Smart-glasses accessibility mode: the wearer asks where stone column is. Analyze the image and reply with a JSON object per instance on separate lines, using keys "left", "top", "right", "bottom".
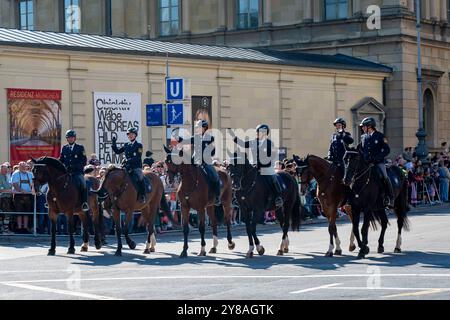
{"left": 430, "top": 0, "right": 439, "bottom": 21}
{"left": 263, "top": 0, "right": 272, "bottom": 26}
{"left": 407, "top": 0, "right": 415, "bottom": 12}
{"left": 303, "top": 0, "right": 312, "bottom": 22}
{"left": 217, "top": 0, "right": 227, "bottom": 31}
{"left": 181, "top": 0, "right": 190, "bottom": 34}
{"left": 441, "top": 0, "right": 448, "bottom": 22}
{"left": 313, "top": 0, "right": 322, "bottom": 22}
{"left": 149, "top": 0, "right": 158, "bottom": 38}
{"left": 226, "top": 0, "right": 236, "bottom": 30}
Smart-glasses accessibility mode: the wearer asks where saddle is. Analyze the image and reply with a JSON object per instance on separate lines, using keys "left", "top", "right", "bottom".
{"left": 199, "top": 164, "right": 222, "bottom": 189}
{"left": 127, "top": 170, "right": 152, "bottom": 194}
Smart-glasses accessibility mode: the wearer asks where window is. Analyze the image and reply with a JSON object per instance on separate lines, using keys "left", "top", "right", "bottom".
{"left": 19, "top": 0, "right": 34, "bottom": 30}
{"left": 325, "top": 0, "right": 348, "bottom": 20}
{"left": 159, "top": 0, "right": 179, "bottom": 36}
{"left": 237, "top": 0, "right": 259, "bottom": 29}
{"left": 105, "top": 0, "right": 112, "bottom": 35}
{"left": 65, "top": 0, "right": 81, "bottom": 33}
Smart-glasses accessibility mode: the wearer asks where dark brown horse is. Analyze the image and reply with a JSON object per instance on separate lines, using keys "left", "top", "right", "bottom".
{"left": 93, "top": 165, "right": 166, "bottom": 256}
{"left": 293, "top": 155, "right": 356, "bottom": 257}
{"left": 163, "top": 145, "right": 235, "bottom": 258}
{"left": 31, "top": 157, "right": 101, "bottom": 255}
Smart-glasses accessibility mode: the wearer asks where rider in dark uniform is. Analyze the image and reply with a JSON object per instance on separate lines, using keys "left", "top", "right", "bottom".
{"left": 358, "top": 117, "right": 394, "bottom": 207}
{"left": 178, "top": 120, "right": 221, "bottom": 206}
{"left": 59, "top": 130, "right": 89, "bottom": 211}
{"left": 231, "top": 124, "right": 283, "bottom": 208}
{"left": 328, "top": 117, "right": 354, "bottom": 173}
{"left": 112, "top": 127, "right": 146, "bottom": 203}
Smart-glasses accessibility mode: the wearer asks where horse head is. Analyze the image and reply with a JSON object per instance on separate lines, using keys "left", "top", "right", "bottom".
{"left": 30, "top": 157, "right": 51, "bottom": 191}
{"left": 342, "top": 146, "right": 361, "bottom": 186}
{"left": 226, "top": 149, "right": 251, "bottom": 191}
{"left": 293, "top": 155, "right": 313, "bottom": 195}
{"left": 163, "top": 144, "right": 182, "bottom": 185}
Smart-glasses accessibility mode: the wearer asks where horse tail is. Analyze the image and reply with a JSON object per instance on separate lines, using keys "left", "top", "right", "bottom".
{"left": 394, "top": 176, "right": 410, "bottom": 232}
{"left": 291, "top": 189, "right": 301, "bottom": 231}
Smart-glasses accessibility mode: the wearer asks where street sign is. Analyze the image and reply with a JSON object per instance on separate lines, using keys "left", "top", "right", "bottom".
{"left": 166, "top": 78, "right": 184, "bottom": 101}
{"left": 146, "top": 104, "right": 163, "bottom": 126}
{"left": 167, "top": 103, "right": 184, "bottom": 125}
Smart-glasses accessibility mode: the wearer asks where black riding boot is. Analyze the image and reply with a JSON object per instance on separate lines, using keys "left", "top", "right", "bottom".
{"left": 272, "top": 176, "right": 283, "bottom": 208}
{"left": 80, "top": 177, "right": 89, "bottom": 212}
{"left": 214, "top": 181, "right": 221, "bottom": 206}
{"left": 384, "top": 177, "right": 394, "bottom": 208}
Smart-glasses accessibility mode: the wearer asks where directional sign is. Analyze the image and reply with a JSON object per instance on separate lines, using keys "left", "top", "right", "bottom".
{"left": 146, "top": 104, "right": 163, "bottom": 126}
{"left": 167, "top": 103, "right": 184, "bottom": 125}
{"left": 166, "top": 78, "right": 184, "bottom": 101}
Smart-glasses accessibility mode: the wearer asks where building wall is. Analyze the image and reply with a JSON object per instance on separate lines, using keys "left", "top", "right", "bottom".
{"left": 0, "top": 46, "right": 388, "bottom": 163}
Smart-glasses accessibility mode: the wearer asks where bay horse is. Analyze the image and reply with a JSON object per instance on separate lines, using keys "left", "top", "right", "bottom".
{"left": 293, "top": 154, "right": 356, "bottom": 257}
{"left": 93, "top": 165, "right": 166, "bottom": 256}
{"left": 227, "top": 155, "right": 301, "bottom": 258}
{"left": 343, "top": 146, "right": 410, "bottom": 259}
{"left": 163, "top": 145, "right": 235, "bottom": 258}
{"left": 31, "top": 157, "right": 101, "bottom": 255}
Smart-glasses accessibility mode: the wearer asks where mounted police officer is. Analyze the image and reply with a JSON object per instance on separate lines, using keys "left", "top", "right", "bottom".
{"left": 177, "top": 120, "right": 221, "bottom": 206}
{"left": 328, "top": 118, "right": 354, "bottom": 173}
{"left": 231, "top": 124, "right": 283, "bottom": 208}
{"left": 59, "top": 130, "right": 89, "bottom": 211}
{"left": 358, "top": 117, "right": 394, "bottom": 207}
{"left": 112, "top": 127, "right": 146, "bottom": 203}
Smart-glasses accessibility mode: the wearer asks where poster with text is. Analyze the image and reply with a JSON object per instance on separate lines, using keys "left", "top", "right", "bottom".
{"left": 94, "top": 92, "right": 141, "bottom": 165}
{"left": 8, "top": 88, "right": 62, "bottom": 165}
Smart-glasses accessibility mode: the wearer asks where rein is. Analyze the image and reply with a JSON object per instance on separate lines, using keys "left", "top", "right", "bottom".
{"left": 348, "top": 158, "right": 374, "bottom": 196}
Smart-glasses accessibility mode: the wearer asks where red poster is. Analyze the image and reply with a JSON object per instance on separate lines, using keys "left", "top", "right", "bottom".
{"left": 8, "top": 89, "right": 62, "bottom": 165}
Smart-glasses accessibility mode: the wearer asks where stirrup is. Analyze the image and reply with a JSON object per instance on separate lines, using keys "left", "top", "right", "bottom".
{"left": 275, "top": 196, "right": 283, "bottom": 208}
{"left": 82, "top": 202, "right": 90, "bottom": 212}
{"left": 214, "top": 197, "right": 221, "bottom": 206}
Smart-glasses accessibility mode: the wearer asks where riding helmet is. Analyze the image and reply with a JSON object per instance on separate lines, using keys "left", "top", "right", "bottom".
{"left": 359, "top": 117, "right": 377, "bottom": 128}
{"left": 199, "top": 119, "right": 209, "bottom": 129}
{"left": 333, "top": 117, "right": 347, "bottom": 128}
{"left": 65, "top": 130, "right": 76, "bottom": 138}
{"left": 256, "top": 124, "right": 270, "bottom": 134}
{"left": 127, "top": 127, "right": 138, "bottom": 136}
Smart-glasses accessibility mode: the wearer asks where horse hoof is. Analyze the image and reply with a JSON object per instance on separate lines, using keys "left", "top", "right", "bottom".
{"left": 67, "top": 248, "right": 75, "bottom": 255}
{"left": 143, "top": 249, "right": 150, "bottom": 254}
{"left": 277, "top": 250, "right": 284, "bottom": 256}
{"left": 150, "top": 247, "right": 155, "bottom": 253}
{"left": 114, "top": 251, "right": 122, "bottom": 257}
{"left": 80, "top": 246, "right": 88, "bottom": 252}
{"left": 349, "top": 244, "right": 356, "bottom": 252}
{"left": 334, "top": 249, "right": 342, "bottom": 256}
{"left": 325, "top": 251, "right": 333, "bottom": 258}
{"left": 228, "top": 242, "right": 235, "bottom": 250}
{"left": 257, "top": 246, "right": 265, "bottom": 256}
{"left": 357, "top": 253, "right": 366, "bottom": 259}
{"left": 95, "top": 244, "right": 102, "bottom": 250}
{"left": 283, "top": 247, "right": 289, "bottom": 253}
{"left": 180, "top": 251, "right": 188, "bottom": 258}
{"left": 48, "top": 249, "right": 56, "bottom": 256}
{"left": 378, "top": 246, "right": 385, "bottom": 254}
{"left": 197, "top": 251, "right": 206, "bottom": 257}
{"left": 209, "top": 248, "right": 217, "bottom": 254}
{"left": 101, "top": 240, "right": 108, "bottom": 246}
{"left": 246, "top": 252, "right": 254, "bottom": 258}
{"left": 128, "top": 241, "right": 136, "bottom": 250}
{"left": 363, "top": 246, "right": 370, "bottom": 255}
{"left": 394, "top": 248, "right": 402, "bottom": 253}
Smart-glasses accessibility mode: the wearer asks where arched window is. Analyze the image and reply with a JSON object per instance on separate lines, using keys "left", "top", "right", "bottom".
{"left": 423, "top": 89, "right": 435, "bottom": 147}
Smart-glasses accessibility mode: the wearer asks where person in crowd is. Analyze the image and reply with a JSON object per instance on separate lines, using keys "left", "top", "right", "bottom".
{"left": 143, "top": 151, "right": 155, "bottom": 167}
{"left": 0, "top": 164, "right": 14, "bottom": 234}
{"left": 438, "top": 161, "right": 450, "bottom": 203}
{"left": 89, "top": 153, "right": 101, "bottom": 167}
{"left": 11, "top": 161, "right": 35, "bottom": 234}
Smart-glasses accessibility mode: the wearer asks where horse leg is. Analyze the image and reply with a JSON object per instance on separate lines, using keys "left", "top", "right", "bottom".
{"left": 324, "top": 206, "right": 336, "bottom": 257}
{"left": 244, "top": 211, "right": 255, "bottom": 258}
{"left": 67, "top": 214, "right": 76, "bottom": 254}
{"left": 93, "top": 207, "right": 103, "bottom": 250}
{"left": 123, "top": 212, "right": 136, "bottom": 250}
{"left": 377, "top": 210, "right": 388, "bottom": 254}
{"left": 144, "top": 204, "right": 157, "bottom": 254}
{"left": 112, "top": 209, "right": 122, "bottom": 256}
{"left": 180, "top": 206, "right": 190, "bottom": 258}
{"left": 253, "top": 211, "right": 264, "bottom": 256}
{"left": 351, "top": 208, "right": 364, "bottom": 256}
{"left": 48, "top": 211, "right": 57, "bottom": 256}
{"left": 358, "top": 211, "right": 371, "bottom": 259}
{"left": 197, "top": 208, "right": 207, "bottom": 257}
{"left": 207, "top": 206, "right": 218, "bottom": 254}
{"left": 395, "top": 216, "right": 404, "bottom": 253}
{"left": 79, "top": 212, "right": 89, "bottom": 252}
{"left": 222, "top": 202, "right": 235, "bottom": 250}
{"left": 277, "top": 208, "right": 289, "bottom": 256}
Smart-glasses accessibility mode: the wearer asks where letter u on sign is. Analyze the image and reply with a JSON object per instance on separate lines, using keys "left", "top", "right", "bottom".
{"left": 166, "top": 78, "right": 184, "bottom": 101}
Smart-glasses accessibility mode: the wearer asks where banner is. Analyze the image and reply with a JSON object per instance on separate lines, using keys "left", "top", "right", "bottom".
{"left": 8, "top": 88, "right": 62, "bottom": 165}
{"left": 94, "top": 92, "right": 141, "bottom": 165}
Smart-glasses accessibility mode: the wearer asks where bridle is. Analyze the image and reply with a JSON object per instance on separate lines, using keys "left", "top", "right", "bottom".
{"left": 344, "top": 150, "right": 373, "bottom": 191}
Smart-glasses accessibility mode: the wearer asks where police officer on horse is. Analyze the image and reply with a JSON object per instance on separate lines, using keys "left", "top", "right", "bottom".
{"left": 177, "top": 119, "right": 221, "bottom": 206}
{"left": 59, "top": 130, "right": 89, "bottom": 211}
{"left": 112, "top": 127, "right": 146, "bottom": 203}
{"left": 328, "top": 117, "right": 354, "bottom": 171}
{"left": 358, "top": 117, "right": 394, "bottom": 207}
{"left": 231, "top": 124, "right": 283, "bottom": 208}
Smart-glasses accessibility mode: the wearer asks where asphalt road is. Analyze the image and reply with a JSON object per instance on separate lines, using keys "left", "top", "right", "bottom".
{"left": 1, "top": 205, "right": 450, "bottom": 300}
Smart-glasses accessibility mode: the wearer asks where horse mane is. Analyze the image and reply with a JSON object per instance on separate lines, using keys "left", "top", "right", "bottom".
{"left": 36, "top": 156, "right": 67, "bottom": 173}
